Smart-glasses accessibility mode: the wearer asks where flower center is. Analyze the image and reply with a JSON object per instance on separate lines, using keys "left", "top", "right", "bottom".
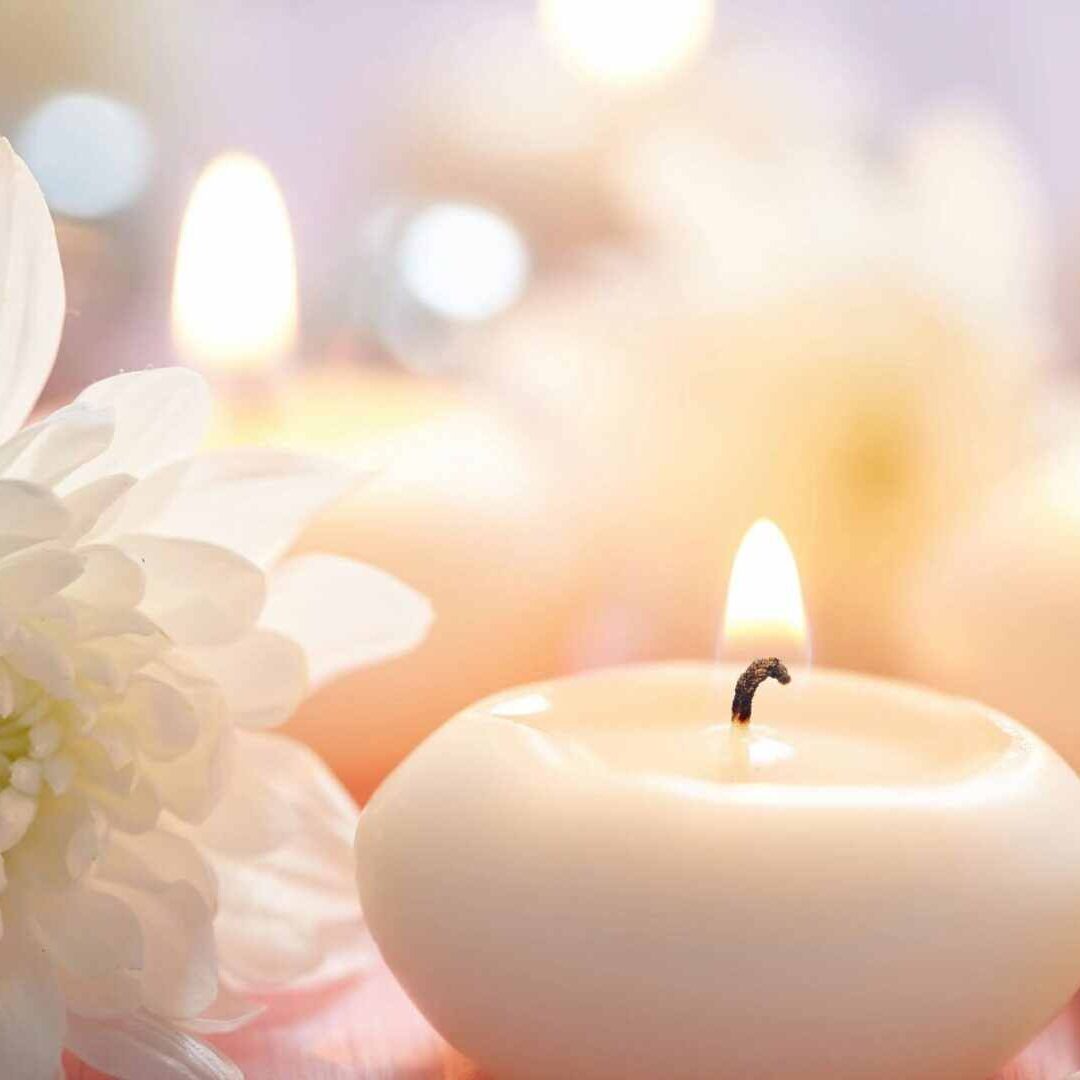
{"left": 0, "top": 664, "right": 76, "bottom": 869}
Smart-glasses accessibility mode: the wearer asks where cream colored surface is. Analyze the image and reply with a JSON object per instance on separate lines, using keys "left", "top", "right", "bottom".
{"left": 357, "top": 662, "right": 1080, "bottom": 1080}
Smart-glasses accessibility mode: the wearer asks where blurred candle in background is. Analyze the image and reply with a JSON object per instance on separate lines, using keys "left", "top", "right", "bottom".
{"left": 903, "top": 437, "right": 1080, "bottom": 772}
{"left": 173, "top": 151, "right": 299, "bottom": 379}
{"left": 171, "top": 151, "right": 596, "bottom": 800}
{"left": 540, "top": 0, "right": 715, "bottom": 87}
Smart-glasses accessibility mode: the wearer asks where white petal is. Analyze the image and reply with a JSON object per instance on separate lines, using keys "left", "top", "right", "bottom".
{"left": 119, "top": 675, "right": 200, "bottom": 760}
{"left": 64, "top": 368, "right": 211, "bottom": 488}
{"left": 11, "top": 758, "right": 42, "bottom": 795}
{"left": 118, "top": 535, "right": 265, "bottom": 647}
{"left": 107, "top": 879, "right": 218, "bottom": 1019}
{"left": 85, "top": 775, "right": 161, "bottom": 834}
{"left": 63, "top": 544, "right": 145, "bottom": 608}
{"left": 4, "top": 622, "right": 75, "bottom": 697}
{"left": 261, "top": 554, "right": 433, "bottom": 691}
{"left": 202, "top": 732, "right": 366, "bottom": 989}
{"left": 14, "top": 791, "right": 100, "bottom": 887}
{"left": 142, "top": 707, "right": 232, "bottom": 825}
{"left": 0, "top": 477, "right": 71, "bottom": 555}
{"left": 82, "top": 458, "right": 189, "bottom": 543}
{"left": 189, "top": 629, "right": 307, "bottom": 730}
{"left": 179, "top": 989, "right": 264, "bottom": 1035}
{"left": 58, "top": 967, "right": 141, "bottom": 1019}
{"left": 0, "top": 403, "right": 113, "bottom": 486}
{"left": 0, "top": 139, "right": 65, "bottom": 443}
{"left": 126, "top": 448, "right": 365, "bottom": 567}
{"left": 63, "top": 473, "right": 136, "bottom": 542}
{"left": 0, "top": 785, "right": 37, "bottom": 851}
{"left": 65, "top": 1013, "right": 241, "bottom": 1080}
{"left": 42, "top": 753, "right": 74, "bottom": 795}
{"left": 0, "top": 913, "right": 65, "bottom": 1079}
{"left": 0, "top": 667, "right": 12, "bottom": 715}
{"left": 213, "top": 903, "right": 323, "bottom": 988}
{"left": 100, "top": 829, "right": 217, "bottom": 912}
{"left": 31, "top": 885, "right": 142, "bottom": 978}
{"left": 0, "top": 545, "right": 83, "bottom": 610}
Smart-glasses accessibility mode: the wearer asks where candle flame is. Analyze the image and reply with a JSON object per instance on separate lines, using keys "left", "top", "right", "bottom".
{"left": 722, "top": 519, "right": 810, "bottom": 664}
{"left": 172, "top": 151, "right": 298, "bottom": 376}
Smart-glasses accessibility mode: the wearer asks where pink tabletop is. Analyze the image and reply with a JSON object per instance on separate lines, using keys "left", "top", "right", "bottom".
{"left": 65, "top": 954, "right": 1080, "bottom": 1079}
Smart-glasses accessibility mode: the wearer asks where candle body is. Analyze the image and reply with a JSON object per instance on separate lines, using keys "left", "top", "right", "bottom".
{"left": 356, "top": 663, "right": 1080, "bottom": 1080}
{"left": 209, "top": 366, "right": 596, "bottom": 799}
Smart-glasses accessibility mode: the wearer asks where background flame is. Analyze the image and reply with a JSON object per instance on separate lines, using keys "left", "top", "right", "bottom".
{"left": 172, "top": 151, "right": 298, "bottom": 376}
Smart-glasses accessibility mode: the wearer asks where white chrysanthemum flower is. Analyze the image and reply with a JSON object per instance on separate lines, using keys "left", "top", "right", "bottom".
{"left": 0, "top": 139, "right": 433, "bottom": 1079}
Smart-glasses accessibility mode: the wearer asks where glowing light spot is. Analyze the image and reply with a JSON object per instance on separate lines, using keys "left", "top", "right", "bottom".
{"left": 492, "top": 693, "right": 553, "bottom": 719}
{"left": 398, "top": 203, "right": 530, "bottom": 323}
{"left": 722, "top": 519, "right": 809, "bottom": 664}
{"left": 540, "top": 0, "right": 714, "bottom": 86}
{"left": 17, "top": 93, "right": 152, "bottom": 219}
{"left": 172, "top": 152, "right": 298, "bottom": 375}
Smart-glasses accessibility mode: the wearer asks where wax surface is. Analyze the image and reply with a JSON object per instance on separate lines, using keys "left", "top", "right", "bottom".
{"left": 356, "top": 663, "right": 1080, "bottom": 1080}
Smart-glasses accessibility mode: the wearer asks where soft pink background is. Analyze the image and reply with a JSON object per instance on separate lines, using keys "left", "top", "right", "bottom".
{"left": 66, "top": 955, "right": 1080, "bottom": 1079}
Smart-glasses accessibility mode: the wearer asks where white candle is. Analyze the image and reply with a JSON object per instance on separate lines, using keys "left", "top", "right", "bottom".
{"left": 355, "top": 523, "right": 1080, "bottom": 1080}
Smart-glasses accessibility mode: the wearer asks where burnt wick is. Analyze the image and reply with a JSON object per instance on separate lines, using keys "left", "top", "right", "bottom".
{"left": 731, "top": 658, "right": 791, "bottom": 724}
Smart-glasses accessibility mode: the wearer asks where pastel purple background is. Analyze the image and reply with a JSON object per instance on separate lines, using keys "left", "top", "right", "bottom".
{"left": 1, "top": 1, "right": 1079, "bottom": 390}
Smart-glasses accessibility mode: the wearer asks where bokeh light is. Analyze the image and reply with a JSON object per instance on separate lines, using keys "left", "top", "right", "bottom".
{"left": 539, "top": 0, "right": 714, "bottom": 86}
{"left": 17, "top": 92, "right": 153, "bottom": 219}
{"left": 172, "top": 151, "right": 298, "bottom": 375}
{"left": 397, "top": 202, "right": 530, "bottom": 323}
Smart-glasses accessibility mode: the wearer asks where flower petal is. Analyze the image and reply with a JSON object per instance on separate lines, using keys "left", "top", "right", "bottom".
{"left": 117, "top": 535, "right": 265, "bottom": 647}
{"left": 100, "top": 829, "right": 217, "bottom": 912}
{"left": 0, "top": 478, "right": 71, "bottom": 555}
{"left": 83, "top": 774, "right": 161, "bottom": 834}
{"left": 103, "top": 879, "right": 218, "bottom": 1019}
{"left": 63, "top": 544, "right": 145, "bottom": 608}
{"left": 188, "top": 629, "right": 307, "bottom": 730}
{"left": 3, "top": 622, "right": 75, "bottom": 698}
{"left": 201, "top": 732, "right": 367, "bottom": 989}
{"left": 141, "top": 699, "right": 232, "bottom": 825}
{"left": 261, "top": 554, "right": 433, "bottom": 691}
{"left": 58, "top": 967, "right": 142, "bottom": 1020}
{"left": 31, "top": 885, "right": 142, "bottom": 978}
{"left": 118, "top": 675, "right": 200, "bottom": 761}
{"left": 126, "top": 449, "right": 365, "bottom": 568}
{"left": 63, "top": 473, "right": 137, "bottom": 542}
{"left": 0, "top": 403, "right": 114, "bottom": 487}
{"left": 65, "top": 1012, "right": 241, "bottom": 1080}
{"left": 0, "top": 545, "right": 83, "bottom": 611}
{"left": 0, "top": 911, "right": 64, "bottom": 1078}
{"left": 0, "top": 139, "right": 65, "bottom": 443}
{"left": 64, "top": 368, "right": 211, "bottom": 488}
{"left": 179, "top": 989, "right": 264, "bottom": 1035}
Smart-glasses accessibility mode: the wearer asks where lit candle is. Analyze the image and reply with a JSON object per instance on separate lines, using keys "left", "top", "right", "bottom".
{"left": 355, "top": 520, "right": 1080, "bottom": 1080}
{"left": 171, "top": 153, "right": 595, "bottom": 800}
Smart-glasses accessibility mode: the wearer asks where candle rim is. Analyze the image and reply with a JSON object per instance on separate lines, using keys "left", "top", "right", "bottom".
{"left": 449, "top": 660, "right": 1051, "bottom": 808}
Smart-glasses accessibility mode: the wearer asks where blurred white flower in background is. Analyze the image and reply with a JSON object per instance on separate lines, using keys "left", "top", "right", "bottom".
{"left": 0, "top": 140, "right": 432, "bottom": 1079}
{"left": 473, "top": 49, "right": 1054, "bottom": 674}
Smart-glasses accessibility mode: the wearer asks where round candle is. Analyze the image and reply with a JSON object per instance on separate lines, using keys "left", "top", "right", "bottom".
{"left": 356, "top": 662, "right": 1080, "bottom": 1080}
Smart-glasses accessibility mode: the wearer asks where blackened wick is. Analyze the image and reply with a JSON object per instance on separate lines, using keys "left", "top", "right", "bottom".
{"left": 731, "top": 658, "right": 791, "bottom": 724}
